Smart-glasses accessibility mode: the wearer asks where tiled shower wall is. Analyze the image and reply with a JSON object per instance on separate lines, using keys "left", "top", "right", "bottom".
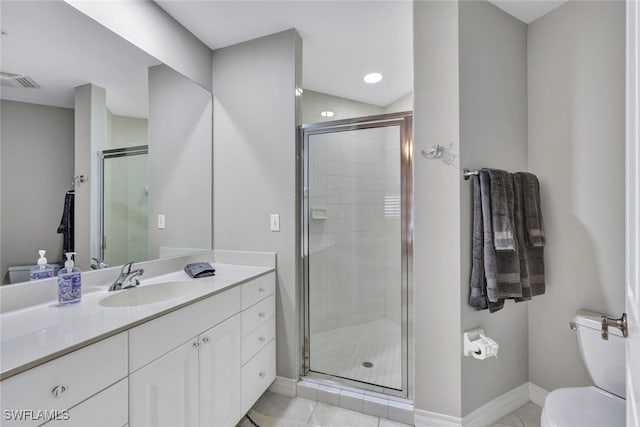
{"left": 308, "top": 126, "right": 401, "bottom": 333}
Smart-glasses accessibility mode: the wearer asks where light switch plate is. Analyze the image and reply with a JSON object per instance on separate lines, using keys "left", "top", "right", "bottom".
{"left": 270, "top": 214, "right": 280, "bottom": 232}
{"left": 157, "top": 214, "right": 166, "bottom": 229}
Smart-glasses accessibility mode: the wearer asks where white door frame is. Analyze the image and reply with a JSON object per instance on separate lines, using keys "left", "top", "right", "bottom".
{"left": 626, "top": 1, "right": 639, "bottom": 426}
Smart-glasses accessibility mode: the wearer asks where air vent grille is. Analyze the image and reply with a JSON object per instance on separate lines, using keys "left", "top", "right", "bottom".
{"left": 0, "top": 71, "right": 40, "bottom": 89}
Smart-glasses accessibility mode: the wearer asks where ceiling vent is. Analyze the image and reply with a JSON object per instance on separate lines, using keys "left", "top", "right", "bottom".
{"left": 1, "top": 71, "right": 41, "bottom": 89}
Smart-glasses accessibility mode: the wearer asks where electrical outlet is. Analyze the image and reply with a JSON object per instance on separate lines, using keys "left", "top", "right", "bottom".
{"left": 270, "top": 214, "right": 280, "bottom": 232}
{"left": 157, "top": 214, "right": 166, "bottom": 229}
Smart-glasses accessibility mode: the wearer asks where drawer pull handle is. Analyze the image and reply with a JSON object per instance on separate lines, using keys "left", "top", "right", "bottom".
{"left": 258, "top": 287, "right": 265, "bottom": 292}
{"left": 259, "top": 371, "right": 266, "bottom": 378}
{"left": 51, "top": 384, "right": 68, "bottom": 398}
{"left": 193, "top": 341, "right": 200, "bottom": 349}
{"left": 259, "top": 336, "right": 266, "bottom": 342}
{"left": 202, "top": 337, "right": 210, "bottom": 344}
{"left": 259, "top": 312, "right": 266, "bottom": 318}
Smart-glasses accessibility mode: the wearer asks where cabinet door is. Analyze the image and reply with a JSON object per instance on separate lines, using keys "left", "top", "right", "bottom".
{"left": 130, "top": 339, "right": 199, "bottom": 427}
{"left": 198, "top": 314, "right": 241, "bottom": 427}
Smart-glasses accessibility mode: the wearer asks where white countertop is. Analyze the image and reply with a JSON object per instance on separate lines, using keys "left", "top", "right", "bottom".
{"left": 0, "top": 263, "right": 274, "bottom": 380}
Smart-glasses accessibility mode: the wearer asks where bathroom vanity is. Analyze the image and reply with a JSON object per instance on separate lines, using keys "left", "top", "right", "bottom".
{"left": 0, "top": 252, "right": 276, "bottom": 427}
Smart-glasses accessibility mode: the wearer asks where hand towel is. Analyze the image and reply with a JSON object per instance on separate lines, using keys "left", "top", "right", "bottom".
{"left": 470, "top": 175, "right": 488, "bottom": 310}
{"left": 487, "top": 168, "right": 517, "bottom": 251}
{"left": 480, "top": 170, "right": 518, "bottom": 309}
{"left": 515, "top": 172, "right": 545, "bottom": 247}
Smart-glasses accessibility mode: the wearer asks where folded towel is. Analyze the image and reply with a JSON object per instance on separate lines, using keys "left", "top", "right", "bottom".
{"left": 184, "top": 262, "right": 216, "bottom": 278}
{"left": 487, "top": 169, "right": 516, "bottom": 251}
{"left": 516, "top": 172, "right": 545, "bottom": 247}
{"left": 470, "top": 175, "right": 488, "bottom": 310}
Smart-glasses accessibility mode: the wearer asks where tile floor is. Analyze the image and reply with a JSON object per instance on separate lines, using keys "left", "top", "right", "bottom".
{"left": 488, "top": 402, "right": 542, "bottom": 427}
{"left": 310, "top": 319, "right": 402, "bottom": 389}
{"left": 237, "top": 391, "right": 542, "bottom": 427}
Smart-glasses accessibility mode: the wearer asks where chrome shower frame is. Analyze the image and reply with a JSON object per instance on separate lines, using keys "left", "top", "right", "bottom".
{"left": 299, "top": 111, "right": 414, "bottom": 399}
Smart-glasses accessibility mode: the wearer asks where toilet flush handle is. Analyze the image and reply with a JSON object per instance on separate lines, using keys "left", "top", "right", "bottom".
{"left": 601, "top": 313, "right": 628, "bottom": 340}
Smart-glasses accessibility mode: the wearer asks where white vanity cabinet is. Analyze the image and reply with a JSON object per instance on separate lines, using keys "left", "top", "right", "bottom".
{"left": 0, "top": 332, "right": 128, "bottom": 427}
{"left": 240, "top": 273, "right": 276, "bottom": 414}
{"left": 1, "top": 269, "right": 276, "bottom": 427}
{"left": 129, "top": 271, "right": 275, "bottom": 427}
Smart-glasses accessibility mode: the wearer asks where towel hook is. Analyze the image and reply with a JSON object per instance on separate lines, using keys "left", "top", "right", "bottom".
{"left": 72, "top": 175, "right": 87, "bottom": 188}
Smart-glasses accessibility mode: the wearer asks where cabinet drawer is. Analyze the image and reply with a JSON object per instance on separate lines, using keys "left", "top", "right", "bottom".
{"left": 129, "top": 286, "right": 240, "bottom": 372}
{"left": 241, "top": 294, "right": 275, "bottom": 337}
{"left": 241, "top": 317, "right": 275, "bottom": 365}
{"left": 1, "top": 333, "right": 127, "bottom": 427}
{"left": 241, "top": 340, "right": 275, "bottom": 414}
{"left": 241, "top": 272, "right": 275, "bottom": 310}
{"left": 42, "top": 378, "right": 128, "bottom": 427}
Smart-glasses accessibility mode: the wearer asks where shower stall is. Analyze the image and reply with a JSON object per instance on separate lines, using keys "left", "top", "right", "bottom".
{"left": 301, "top": 112, "right": 413, "bottom": 397}
{"left": 100, "top": 145, "right": 149, "bottom": 267}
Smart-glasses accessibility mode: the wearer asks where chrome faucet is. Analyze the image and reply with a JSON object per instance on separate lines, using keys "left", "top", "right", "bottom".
{"left": 108, "top": 261, "right": 144, "bottom": 291}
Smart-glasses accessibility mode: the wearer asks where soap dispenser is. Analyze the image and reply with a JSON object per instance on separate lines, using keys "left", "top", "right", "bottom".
{"left": 58, "top": 252, "right": 81, "bottom": 305}
{"left": 30, "top": 250, "right": 54, "bottom": 281}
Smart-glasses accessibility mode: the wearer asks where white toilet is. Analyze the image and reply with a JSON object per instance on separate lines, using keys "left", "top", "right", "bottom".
{"left": 541, "top": 310, "right": 626, "bottom": 427}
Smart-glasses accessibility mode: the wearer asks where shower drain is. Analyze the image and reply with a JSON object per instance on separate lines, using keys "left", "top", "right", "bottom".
{"left": 362, "top": 361, "right": 374, "bottom": 368}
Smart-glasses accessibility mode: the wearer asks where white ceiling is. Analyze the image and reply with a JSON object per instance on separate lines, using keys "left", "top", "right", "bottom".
{"left": 0, "top": 1, "right": 159, "bottom": 118}
{"left": 487, "top": 0, "right": 567, "bottom": 24}
{"left": 0, "top": 1, "right": 568, "bottom": 116}
{"left": 155, "top": 0, "right": 414, "bottom": 107}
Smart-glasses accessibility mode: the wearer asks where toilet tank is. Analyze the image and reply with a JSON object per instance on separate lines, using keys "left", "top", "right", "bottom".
{"left": 574, "top": 310, "right": 626, "bottom": 398}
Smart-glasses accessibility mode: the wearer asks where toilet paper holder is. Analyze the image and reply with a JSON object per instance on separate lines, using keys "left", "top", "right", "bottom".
{"left": 463, "top": 328, "right": 499, "bottom": 359}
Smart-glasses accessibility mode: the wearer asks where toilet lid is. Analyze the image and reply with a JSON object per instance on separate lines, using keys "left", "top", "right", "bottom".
{"left": 543, "top": 386, "right": 625, "bottom": 427}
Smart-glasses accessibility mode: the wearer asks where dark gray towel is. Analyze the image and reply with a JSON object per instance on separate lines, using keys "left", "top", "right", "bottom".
{"left": 57, "top": 191, "right": 74, "bottom": 253}
{"left": 470, "top": 175, "right": 488, "bottom": 310}
{"left": 487, "top": 169, "right": 516, "bottom": 251}
{"left": 184, "top": 262, "right": 216, "bottom": 278}
{"left": 512, "top": 174, "right": 532, "bottom": 301}
{"left": 516, "top": 172, "right": 545, "bottom": 247}
{"left": 481, "top": 170, "right": 522, "bottom": 301}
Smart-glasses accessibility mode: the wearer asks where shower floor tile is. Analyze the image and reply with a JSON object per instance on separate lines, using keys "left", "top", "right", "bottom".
{"left": 310, "top": 318, "right": 402, "bottom": 390}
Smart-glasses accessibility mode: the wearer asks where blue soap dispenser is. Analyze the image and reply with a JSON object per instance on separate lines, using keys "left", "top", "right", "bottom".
{"left": 58, "top": 252, "right": 81, "bottom": 305}
{"left": 30, "top": 250, "right": 54, "bottom": 280}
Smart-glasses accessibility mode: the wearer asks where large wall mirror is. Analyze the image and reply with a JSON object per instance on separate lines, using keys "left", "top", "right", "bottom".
{"left": 0, "top": 1, "right": 213, "bottom": 284}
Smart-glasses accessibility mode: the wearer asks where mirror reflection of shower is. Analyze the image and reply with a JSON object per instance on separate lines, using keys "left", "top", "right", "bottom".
{"left": 100, "top": 114, "right": 149, "bottom": 267}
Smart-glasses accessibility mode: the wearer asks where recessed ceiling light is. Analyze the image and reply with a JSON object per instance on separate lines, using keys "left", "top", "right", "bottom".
{"left": 320, "top": 111, "right": 335, "bottom": 118}
{"left": 364, "top": 72, "right": 383, "bottom": 84}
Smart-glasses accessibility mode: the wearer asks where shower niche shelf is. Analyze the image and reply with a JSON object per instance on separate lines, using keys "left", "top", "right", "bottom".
{"left": 311, "top": 207, "right": 328, "bottom": 220}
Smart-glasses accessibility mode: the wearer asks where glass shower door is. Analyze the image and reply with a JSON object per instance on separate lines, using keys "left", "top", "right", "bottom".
{"left": 303, "top": 113, "right": 412, "bottom": 394}
{"left": 101, "top": 146, "right": 149, "bottom": 267}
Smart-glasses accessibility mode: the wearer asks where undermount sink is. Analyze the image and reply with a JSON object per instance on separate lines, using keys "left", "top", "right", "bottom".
{"left": 98, "top": 281, "right": 200, "bottom": 307}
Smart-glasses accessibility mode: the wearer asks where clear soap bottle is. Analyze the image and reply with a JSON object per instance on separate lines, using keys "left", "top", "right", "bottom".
{"left": 30, "top": 250, "right": 54, "bottom": 281}
{"left": 58, "top": 252, "right": 81, "bottom": 304}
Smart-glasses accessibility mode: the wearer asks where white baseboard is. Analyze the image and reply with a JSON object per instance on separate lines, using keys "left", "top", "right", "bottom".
{"left": 415, "top": 409, "right": 462, "bottom": 427}
{"left": 415, "top": 382, "right": 540, "bottom": 427}
{"left": 529, "top": 383, "right": 549, "bottom": 407}
{"left": 268, "top": 376, "right": 297, "bottom": 397}
{"left": 462, "top": 383, "right": 530, "bottom": 427}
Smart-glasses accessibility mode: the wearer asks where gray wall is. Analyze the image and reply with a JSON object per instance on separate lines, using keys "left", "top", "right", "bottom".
{"left": 212, "top": 29, "right": 302, "bottom": 380}
{"left": 147, "top": 64, "right": 212, "bottom": 259}
{"left": 64, "top": 0, "right": 212, "bottom": 92}
{"left": 0, "top": 101, "right": 74, "bottom": 283}
{"left": 459, "top": 1, "right": 529, "bottom": 415}
{"left": 413, "top": 0, "right": 462, "bottom": 416}
{"left": 527, "top": 0, "right": 625, "bottom": 392}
